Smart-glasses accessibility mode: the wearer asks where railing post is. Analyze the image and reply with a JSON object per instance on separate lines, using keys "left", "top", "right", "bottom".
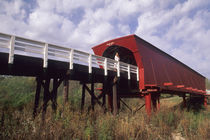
{"left": 43, "top": 43, "right": 48, "bottom": 68}
{"left": 88, "top": 54, "right": 92, "bottom": 74}
{"left": 104, "top": 58, "right": 107, "bottom": 76}
{"left": 117, "top": 61, "right": 120, "bottom": 77}
{"left": 69, "top": 49, "right": 74, "bottom": 70}
{"left": 128, "top": 64, "right": 131, "bottom": 80}
{"left": 137, "top": 67, "right": 139, "bottom": 81}
{"left": 8, "top": 35, "right": 15, "bottom": 64}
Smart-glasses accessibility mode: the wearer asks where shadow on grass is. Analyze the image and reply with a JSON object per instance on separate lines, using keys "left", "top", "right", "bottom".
{"left": 178, "top": 97, "right": 206, "bottom": 113}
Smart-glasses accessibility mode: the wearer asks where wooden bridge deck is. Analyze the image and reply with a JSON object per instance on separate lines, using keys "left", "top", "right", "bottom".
{"left": 0, "top": 32, "right": 138, "bottom": 83}
{"left": 0, "top": 52, "right": 138, "bottom": 85}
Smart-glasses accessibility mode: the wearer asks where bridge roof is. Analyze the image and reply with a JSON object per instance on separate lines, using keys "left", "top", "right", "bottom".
{"left": 92, "top": 34, "right": 205, "bottom": 78}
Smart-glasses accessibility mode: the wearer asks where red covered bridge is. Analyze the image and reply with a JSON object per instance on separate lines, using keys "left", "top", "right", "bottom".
{"left": 92, "top": 34, "right": 207, "bottom": 115}
{"left": 0, "top": 32, "right": 207, "bottom": 117}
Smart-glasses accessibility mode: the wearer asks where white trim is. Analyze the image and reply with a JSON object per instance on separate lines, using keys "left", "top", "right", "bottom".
{"left": 136, "top": 67, "right": 139, "bottom": 81}
{"left": 69, "top": 49, "right": 74, "bottom": 69}
{"left": 8, "top": 36, "right": 15, "bottom": 64}
{"left": 43, "top": 43, "right": 48, "bottom": 68}
{"left": 117, "top": 61, "right": 120, "bottom": 77}
{"left": 128, "top": 64, "right": 131, "bottom": 80}
{"left": 88, "top": 54, "right": 92, "bottom": 74}
{"left": 104, "top": 58, "right": 107, "bottom": 76}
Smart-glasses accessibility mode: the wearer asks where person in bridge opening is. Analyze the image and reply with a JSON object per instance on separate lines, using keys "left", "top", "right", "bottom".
{"left": 114, "top": 52, "right": 120, "bottom": 71}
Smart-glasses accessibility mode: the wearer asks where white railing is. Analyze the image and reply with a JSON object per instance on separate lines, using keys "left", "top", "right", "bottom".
{"left": 0, "top": 32, "right": 139, "bottom": 81}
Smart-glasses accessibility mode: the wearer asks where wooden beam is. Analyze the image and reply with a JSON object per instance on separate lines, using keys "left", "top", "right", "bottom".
{"left": 120, "top": 98, "right": 132, "bottom": 112}
{"left": 42, "top": 78, "right": 50, "bottom": 120}
{"left": 81, "top": 83, "right": 85, "bottom": 111}
{"left": 133, "top": 104, "right": 145, "bottom": 114}
{"left": 84, "top": 84, "right": 102, "bottom": 106}
{"left": 51, "top": 78, "right": 58, "bottom": 111}
{"left": 33, "top": 76, "right": 42, "bottom": 118}
{"left": 91, "top": 82, "right": 95, "bottom": 110}
{"left": 63, "top": 79, "right": 69, "bottom": 104}
{"left": 113, "top": 76, "right": 118, "bottom": 115}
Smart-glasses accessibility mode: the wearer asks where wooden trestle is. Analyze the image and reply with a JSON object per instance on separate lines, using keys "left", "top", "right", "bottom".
{"left": 33, "top": 72, "right": 207, "bottom": 119}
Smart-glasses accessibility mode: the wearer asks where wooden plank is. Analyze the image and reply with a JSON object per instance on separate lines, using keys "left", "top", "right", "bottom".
{"left": 81, "top": 83, "right": 85, "bottom": 111}
{"left": 113, "top": 76, "right": 118, "bottom": 115}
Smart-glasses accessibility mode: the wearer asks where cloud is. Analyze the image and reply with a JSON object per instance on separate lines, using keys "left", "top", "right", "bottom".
{"left": 135, "top": 0, "right": 210, "bottom": 78}
{"left": 0, "top": 0, "right": 209, "bottom": 78}
{"left": 0, "top": 0, "right": 27, "bottom": 34}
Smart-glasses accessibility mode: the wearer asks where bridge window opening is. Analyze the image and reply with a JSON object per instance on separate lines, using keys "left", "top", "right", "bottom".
{"left": 102, "top": 45, "right": 137, "bottom": 66}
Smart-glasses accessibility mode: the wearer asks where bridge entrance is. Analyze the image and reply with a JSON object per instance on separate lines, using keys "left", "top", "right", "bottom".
{"left": 102, "top": 45, "right": 137, "bottom": 66}
{"left": 103, "top": 45, "right": 139, "bottom": 92}
{"left": 101, "top": 45, "right": 142, "bottom": 114}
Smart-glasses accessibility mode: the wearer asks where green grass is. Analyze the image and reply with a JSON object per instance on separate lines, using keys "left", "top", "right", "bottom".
{"left": 0, "top": 76, "right": 35, "bottom": 109}
{"left": 0, "top": 76, "right": 209, "bottom": 139}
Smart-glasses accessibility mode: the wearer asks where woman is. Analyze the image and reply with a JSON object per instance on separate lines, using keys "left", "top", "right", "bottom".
{"left": 114, "top": 52, "right": 120, "bottom": 71}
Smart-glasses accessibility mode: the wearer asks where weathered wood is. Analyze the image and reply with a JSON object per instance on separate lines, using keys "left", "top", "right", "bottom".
{"left": 42, "top": 78, "right": 50, "bottom": 120}
{"left": 151, "top": 94, "right": 157, "bottom": 112}
{"left": 133, "top": 104, "right": 145, "bottom": 114}
{"left": 63, "top": 79, "right": 69, "bottom": 104}
{"left": 120, "top": 98, "right": 132, "bottom": 112}
{"left": 117, "top": 95, "right": 120, "bottom": 109}
{"left": 81, "top": 83, "right": 85, "bottom": 111}
{"left": 113, "top": 76, "right": 118, "bottom": 115}
{"left": 91, "top": 82, "right": 95, "bottom": 111}
{"left": 33, "top": 77, "right": 42, "bottom": 118}
{"left": 84, "top": 84, "right": 102, "bottom": 106}
{"left": 183, "top": 94, "right": 186, "bottom": 108}
{"left": 51, "top": 78, "right": 58, "bottom": 111}
{"left": 102, "top": 90, "right": 106, "bottom": 107}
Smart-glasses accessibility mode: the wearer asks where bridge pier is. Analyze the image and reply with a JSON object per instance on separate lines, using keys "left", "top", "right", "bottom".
{"left": 151, "top": 94, "right": 157, "bottom": 112}
{"left": 108, "top": 93, "right": 113, "bottom": 112}
{"left": 101, "top": 82, "right": 107, "bottom": 113}
{"left": 157, "top": 94, "right": 160, "bottom": 111}
{"left": 33, "top": 75, "right": 63, "bottom": 119}
{"left": 145, "top": 92, "right": 161, "bottom": 116}
{"left": 42, "top": 78, "right": 50, "bottom": 120}
{"left": 204, "top": 96, "right": 207, "bottom": 108}
{"left": 152, "top": 93, "right": 160, "bottom": 112}
{"left": 183, "top": 94, "right": 186, "bottom": 108}
{"left": 51, "top": 78, "right": 58, "bottom": 111}
{"left": 80, "top": 76, "right": 120, "bottom": 115}
{"left": 33, "top": 77, "right": 42, "bottom": 118}
{"left": 145, "top": 93, "right": 151, "bottom": 116}
{"left": 80, "top": 82, "right": 105, "bottom": 112}
{"left": 81, "top": 83, "right": 86, "bottom": 112}
{"left": 113, "top": 76, "right": 118, "bottom": 116}
{"left": 91, "top": 82, "right": 95, "bottom": 111}
{"left": 63, "top": 79, "right": 69, "bottom": 104}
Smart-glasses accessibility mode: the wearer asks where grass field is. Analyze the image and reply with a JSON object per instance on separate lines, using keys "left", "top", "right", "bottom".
{"left": 0, "top": 76, "right": 209, "bottom": 140}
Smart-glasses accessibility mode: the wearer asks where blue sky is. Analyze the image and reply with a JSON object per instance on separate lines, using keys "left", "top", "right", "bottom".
{"left": 0, "top": 0, "right": 210, "bottom": 79}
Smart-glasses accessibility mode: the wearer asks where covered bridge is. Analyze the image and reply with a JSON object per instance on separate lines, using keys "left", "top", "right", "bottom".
{"left": 92, "top": 34, "right": 207, "bottom": 114}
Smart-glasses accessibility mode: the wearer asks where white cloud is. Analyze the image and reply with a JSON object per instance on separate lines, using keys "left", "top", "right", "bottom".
{"left": 118, "top": 24, "right": 130, "bottom": 34}
{"left": 135, "top": 0, "right": 210, "bottom": 78}
{"left": 0, "top": 0, "right": 26, "bottom": 18}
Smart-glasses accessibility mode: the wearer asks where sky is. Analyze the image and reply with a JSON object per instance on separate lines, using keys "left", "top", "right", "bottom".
{"left": 0, "top": 0, "right": 210, "bottom": 79}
